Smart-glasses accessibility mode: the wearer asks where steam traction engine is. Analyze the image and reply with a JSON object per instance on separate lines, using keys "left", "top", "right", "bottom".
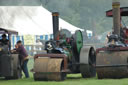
{"left": 33, "top": 12, "right": 96, "bottom": 81}
{"left": 96, "top": 2, "right": 128, "bottom": 79}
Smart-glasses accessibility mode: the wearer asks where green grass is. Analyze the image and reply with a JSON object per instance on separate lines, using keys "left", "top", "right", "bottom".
{"left": 0, "top": 59, "right": 128, "bottom": 85}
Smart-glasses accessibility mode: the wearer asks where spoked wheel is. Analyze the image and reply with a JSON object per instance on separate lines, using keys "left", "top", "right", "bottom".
{"left": 72, "top": 30, "right": 83, "bottom": 62}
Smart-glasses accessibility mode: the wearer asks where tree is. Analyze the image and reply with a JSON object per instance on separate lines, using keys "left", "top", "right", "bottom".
{"left": 40, "top": 0, "right": 127, "bottom": 35}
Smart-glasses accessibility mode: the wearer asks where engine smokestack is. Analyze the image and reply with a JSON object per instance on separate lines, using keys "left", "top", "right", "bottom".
{"left": 52, "top": 12, "right": 59, "bottom": 40}
{"left": 112, "top": 2, "right": 120, "bottom": 36}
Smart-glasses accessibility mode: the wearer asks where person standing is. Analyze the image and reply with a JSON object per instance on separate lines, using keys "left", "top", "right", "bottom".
{"left": 15, "top": 40, "right": 29, "bottom": 78}
{"left": 35, "top": 39, "right": 42, "bottom": 54}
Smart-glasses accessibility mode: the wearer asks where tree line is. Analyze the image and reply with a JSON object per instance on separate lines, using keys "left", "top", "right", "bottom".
{"left": 41, "top": 0, "right": 128, "bottom": 35}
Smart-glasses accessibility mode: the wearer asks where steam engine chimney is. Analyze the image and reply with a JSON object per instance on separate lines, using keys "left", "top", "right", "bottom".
{"left": 112, "top": 2, "right": 120, "bottom": 36}
{"left": 52, "top": 12, "right": 59, "bottom": 40}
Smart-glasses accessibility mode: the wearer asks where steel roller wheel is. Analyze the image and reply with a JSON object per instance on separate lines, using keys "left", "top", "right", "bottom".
{"left": 80, "top": 46, "right": 96, "bottom": 78}
{"left": 34, "top": 57, "right": 66, "bottom": 81}
{"left": 96, "top": 50, "right": 128, "bottom": 79}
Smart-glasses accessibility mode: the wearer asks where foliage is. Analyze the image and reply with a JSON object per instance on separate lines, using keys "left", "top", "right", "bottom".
{"left": 40, "top": 0, "right": 128, "bottom": 35}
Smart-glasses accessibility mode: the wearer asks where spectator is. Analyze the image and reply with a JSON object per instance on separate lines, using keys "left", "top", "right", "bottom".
{"left": 35, "top": 39, "right": 42, "bottom": 54}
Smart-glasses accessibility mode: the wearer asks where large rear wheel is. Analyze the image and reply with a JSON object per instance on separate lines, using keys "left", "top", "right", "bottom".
{"left": 80, "top": 46, "right": 96, "bottom": 78}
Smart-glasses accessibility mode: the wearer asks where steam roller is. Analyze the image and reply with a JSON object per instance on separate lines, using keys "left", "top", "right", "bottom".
{"left": 96, "top": 2, "right": 128, "bottom": 79}
{"left": 33, "top": 12, "right": 96, "bottom": 81}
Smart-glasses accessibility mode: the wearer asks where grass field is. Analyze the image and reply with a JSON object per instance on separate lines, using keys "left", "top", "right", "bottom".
{"left": 0, "top": 58, "right": 128, "bottom": 85}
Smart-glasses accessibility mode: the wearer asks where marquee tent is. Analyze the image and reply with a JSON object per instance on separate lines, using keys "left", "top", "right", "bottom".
{"left": 0, "top": 6, "right": 83, "bottom": 35}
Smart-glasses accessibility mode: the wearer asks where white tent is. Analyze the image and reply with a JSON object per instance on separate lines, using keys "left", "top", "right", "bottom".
{"left": 86, "top": 30, "right": 93, "bottom": 37}
{"left": 0, "top": 6, "right": 83, "bottom": 35}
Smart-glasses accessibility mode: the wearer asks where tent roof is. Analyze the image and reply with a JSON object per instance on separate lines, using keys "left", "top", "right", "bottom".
{"left": 0, "top": 6, "right": 83, "bottom": 35}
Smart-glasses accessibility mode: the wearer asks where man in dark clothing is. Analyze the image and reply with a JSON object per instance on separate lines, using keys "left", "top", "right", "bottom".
{"left": 0, "top": 34, "right": 9, "bottom": 45}
{"left": 16, "top": 40, "right": 29, "bottom": 78}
